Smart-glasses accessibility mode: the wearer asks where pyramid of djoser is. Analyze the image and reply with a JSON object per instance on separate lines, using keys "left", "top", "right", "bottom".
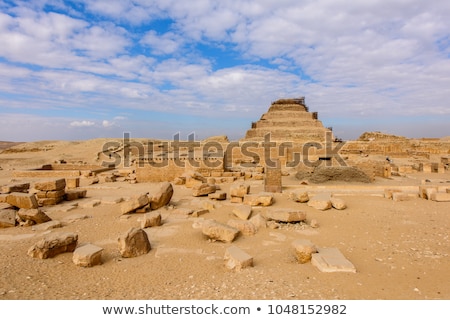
{"left": 244, "top": 97, "right": 333, "bottom": 143}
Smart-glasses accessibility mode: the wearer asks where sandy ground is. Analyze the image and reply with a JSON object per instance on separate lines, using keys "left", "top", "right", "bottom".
{"left": 0, "top": 140, "right": 449, "bottom": 300}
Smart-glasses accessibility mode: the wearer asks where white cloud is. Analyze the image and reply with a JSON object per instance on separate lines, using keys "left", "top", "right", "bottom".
{"left": 70, "top": 120, "right": 95, "bottom": 127}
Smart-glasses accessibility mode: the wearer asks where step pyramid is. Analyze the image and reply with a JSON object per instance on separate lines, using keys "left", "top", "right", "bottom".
{"left": 243, "top": 97, "right": 333, "bottom": 143}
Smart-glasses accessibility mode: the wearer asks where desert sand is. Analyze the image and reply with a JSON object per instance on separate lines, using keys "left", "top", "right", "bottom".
{"left": 0, "top": 139, "right": 449, "bottom": 300}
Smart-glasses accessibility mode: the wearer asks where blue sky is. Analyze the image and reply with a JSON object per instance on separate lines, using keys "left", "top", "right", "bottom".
{"left": 0, "top": 0, "right": 449, "bottom": 142}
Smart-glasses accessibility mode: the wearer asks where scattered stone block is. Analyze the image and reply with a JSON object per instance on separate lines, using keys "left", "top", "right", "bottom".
{"left": 230, "top": 184, "right": 250, "bottom": 198}
{"left": 311, "top": 247, "right": 356, "bottom": 273}
{"left": 192, "top": 183, "right": 217, "bottom": 197}
{"left": 430, "top": 193, "right": 450, "bottom": 202}
{"left": 0, "top": 209, "right": 16, "bottom": 228}
{"left": 292, "top": 239, "right": 318, "bottom": 264}
{"left": 307, "top": 193, "right": 332, "bottom": 211}
{"left": 141, "top": 211, "right": 162, "bottom": 228}
{"left": 227, "top": 219, "right": 257, "bottom": 236}
{"left": 64, "top": 189, "right": 87, "bottom": 201}
{"left": 17, "top": 208, "right": 51, "bottom": 224}
{"left": 65, "top": 177, "right": 80, "bottom": 189}
{"left": 232, "top": 204, "right": 252, "bottom": 220}
{"left": 118, "top": 227, "right": 151, "bottom": 258}
{"left": 202, "top": 219, "right": 240, "bottom": 243}
{"left": 419, "top": 186, "right": 438, "bottom": 199}
{"left": 27, "top": 232, "right": 78, "bottom": 259}
{"left": 120, "top": 193, "right": 149, "bottom": 214}
{"left": 1, "top": 182, "right": 30, "bottom": 194}
{"left": 150, "top": 182, "right": 173, "bottom": 210}
{"left": 230, "top": 196, "right": 243, "bottom": 203}
{"left": 264, "top": 208, "right": 307, "bottom": 223}
{"left": 172, "top": 208, "right": 194, "bottom": 215}
{"left": 0, "top": 194, "right": 8, "bottom": 203}
{"left": 243, "top": 192, "right": 273, "bottom": 206}
{"left": 384, "top": 188, "right": 402, "bottom": 199}
{"left": 31, "top": 220, "right": 62, "bottom": 231}
{"left": 330, "top": 197, "right": 347, "bottom": 209}
{"left": 392, "top": 192, "right": 418, "bottom": 202}
{"left": 192, "top": 209, "right": 209, "bottom": 217}
{"left": 224, "top": 246, "right": 253, "bottom": 271}
{"left": 34, "top": 178, "right": 66, "bottom": 191}
{"left": 249, "top": 214, "right": 267, "bottom": 230}
{"left": 208, "top": 192, "right": 227, "bottom": 200}
{"left": 289, "top": 190, "right": 309, "bottom": 203}
{"left": 72, "top": 244, "right": 103, "bottom": 267}
{"left": 173, "top": 176, "right": 186, "bottom": 185}
{"left": 7, "top": 192, "right": 38, "bottom": 209}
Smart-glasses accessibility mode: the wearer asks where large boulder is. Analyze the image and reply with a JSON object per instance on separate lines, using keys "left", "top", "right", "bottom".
{"left": 307, "top": 193, "right": 332, "bottom": 211}
{"left": 264, "top": 208, "right": 307, "bottom": 223}
{"left": 120, "top": 193, "right": 149, "bottom": 214}
{"left": 7, "top": 192, "right": 38, "bottom": 209}
{"left": 192, "top": 183, "right": 216, "bottom": 197}
{"left": 27, "top": 232, "right": 78, "bottom": 259}
{"left": 0, "top": 209, "right": 17, "bottom": 228}
{"left": 201, "top": 220, "right": 240, "bottom": 243}
{"left": 118, "top": 227, "right": 151, "bottom": 258}
{"left": 17, "top": 208, "right": 52, "bottom": 224}
{"left": 150, "top": 182, "right": 173, "bottom": 210}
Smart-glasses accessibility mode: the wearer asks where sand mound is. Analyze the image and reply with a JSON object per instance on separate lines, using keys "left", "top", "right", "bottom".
{"left": 295, "top": 166, "right": 372, "bottom": 183}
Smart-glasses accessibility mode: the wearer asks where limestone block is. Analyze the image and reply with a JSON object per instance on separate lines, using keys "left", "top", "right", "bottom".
{"left": 118, "top": 227, "right": 151, "bottom": 258}
{"left": 31, "top": 220, "right": 62, "bottom": 231}
{"left": 419, "top": 186, "right": 438, "bottom": 200}
{"left": 27, "top": 232, "right": 78, "bottom": 259}
{"left": 0, "top": 194, "right": 7, "bottom": 203}
{"left": 232, "top": 204, "right": 252, "bottom": 220}
{"left": 0, "top": 209, "right": 16, "bottom": 228}
{"left": 307, "top": 193, "right": 332, "bottom": 211}
{"left": 230, "top": 184, "right": 250, "bottom": 198}
{"left": 73, "top": 244, "right": 104, "bottom": 267}
{"left": 265, "top": 208, "right": 307, "bottom": 223}
{"left": 311, "top": 247, "right": 356, "bottom": 273}
{"left": 384, "top": 189, "right": 402, "bottom": 199}
{"left": 202, "top": 220, "right": 240, "bottom": 243}
{"left": 173, "top": 176, "right": 186, "bottom": 185}
{"left": 392, "top": 192, "right": 418, "bottom": 202}
{"left": 38, "top": 197, "right": 64, "bottom": 206}
{"left": 45, "top": 190, "right": 66, "bottom": 199}
{"left": 224, "top": 246, "right": 253, "bottom": 271}
{"left": 150, "top": 182, "right": 173, "bottom": 210}
{"left": 243, "top": 192, "right": 273, "bottom": 206}
{"left": 65, "top": 177, "right": 80, "bottom": 189}
{"left": 141, "top": 211, "right": 162, "bottom": 228}
{"left": 292, "top": 239, "right": 318, "bottom": 264}
{"left": 208, "top": 192, "right": 227, "bottom": 200}
{"left": 172, "top": 208, "right": 194, "bottom": 215}
{"left": 230, "top": 196, "right": 243, "bottom": 203}
{"left": 430, "top": 193, "right": 450, "bottom": 202}
{"left": 192, "top": 183, "right": 216, "bottom": 197}
{"left": 1, "top": 182, "right": 30, "bottom": 194}
{"left": 227, "top": 219, "right": 257, "bottom": 236}
{"left": 7, "top": 192, "right": 38, "bottom": 209}
{"left": 192, "top": 209, "right": 209, "bottom": 217}
{"left": 249, "top": 214, "right": 267, "bottom": 230}
{"left": 34, "top": 178, "right": 66, "bottom": 191}
{"left": 120, "top": 193, "right": 149, "bottom": 214}
{"left": 18, "top": 208, "right": 51, "bottom": 224}
{"left": 289, "top": 190, "right": 309, "bottom": 203}
{"left": 64, "top": 189, "right": 87, "bottom": 201}
{"left": 330, "top": 197, "right": 347, "bottom": 210}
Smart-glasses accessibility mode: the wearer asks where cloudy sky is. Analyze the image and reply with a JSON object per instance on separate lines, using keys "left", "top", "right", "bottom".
{"left": 0, "top": 0, "right": 449, "bottom": 142}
